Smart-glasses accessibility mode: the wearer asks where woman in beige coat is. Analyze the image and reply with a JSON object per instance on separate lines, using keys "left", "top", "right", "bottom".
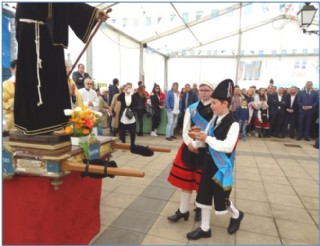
{"left": 110, "top": 85, "right": 125, "bottom": 136}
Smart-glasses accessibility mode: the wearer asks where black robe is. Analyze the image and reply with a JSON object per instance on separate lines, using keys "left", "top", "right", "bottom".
{"left": 14, "top": 3, "right": 98, "bottom": 135}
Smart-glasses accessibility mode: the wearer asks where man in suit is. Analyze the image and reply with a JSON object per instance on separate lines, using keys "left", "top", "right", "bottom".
{"left": 297, "top": 81, "right": 319, "bottom": 141}
{"left": 285, "top": 86, "right": 299, "bottom": 138}
{"left": 72, "top": 63, "right": 91, "bottom": 89}
{"left": 179, "top": 83, "right": 199, "bottom": 128}
{"left": 268, "top": 87, "right": 287, "bottom": 137}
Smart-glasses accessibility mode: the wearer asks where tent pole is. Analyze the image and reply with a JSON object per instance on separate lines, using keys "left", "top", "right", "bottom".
{"left": 139, "top": 43, "right": 144, "bottom": 82}
{"left": 235, "top": 3, "right": 243, "bottom": 86}
{"left": 164, "top": 57, "right": 168, "bottom": 92}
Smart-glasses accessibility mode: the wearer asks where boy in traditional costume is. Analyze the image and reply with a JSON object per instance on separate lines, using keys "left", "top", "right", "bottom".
{"left": 187, "top": 79, "right": 244, "bottom": 240}
{"left": 167, "top": 81, "right": 214, "bottom": 222}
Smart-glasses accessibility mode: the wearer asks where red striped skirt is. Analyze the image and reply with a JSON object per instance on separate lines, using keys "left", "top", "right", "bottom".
{"left": 167, "top": 143, "right": 202, "bottom": 191}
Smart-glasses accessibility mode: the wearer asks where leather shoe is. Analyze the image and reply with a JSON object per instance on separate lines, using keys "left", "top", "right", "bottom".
{"left": 228, "top": 210, "right": 244, "bottom": 234}
{"left": 194, "top": 207, "right": 202, "bottom": 222}
{"left": 304, "top": 137, "right": 310, "bottom": 141}
{"left": 165, "top": 137, "right": 173, "bottom": 141}
{"left": 227, "top": 211, "right": 244, "bottom": 234}
{"left": 167, "top": 209, "right": 189, "bottom": 222}
{"left": 187, "top": 227, "right": 211, "bottom": 240}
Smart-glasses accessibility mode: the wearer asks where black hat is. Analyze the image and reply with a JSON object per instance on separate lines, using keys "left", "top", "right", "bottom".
{"left": 211, "top": 79, "right": 234, "bottom": 103}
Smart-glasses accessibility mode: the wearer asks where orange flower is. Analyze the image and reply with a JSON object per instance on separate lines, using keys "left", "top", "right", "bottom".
{"left": 82, "top": 128, "right": 90, "bottom": 135}
{"left": 64, "top": 125, "right": 72, "bottom": 134}
{"left": 64, "top": 106, "right": 103, "bottom": 137}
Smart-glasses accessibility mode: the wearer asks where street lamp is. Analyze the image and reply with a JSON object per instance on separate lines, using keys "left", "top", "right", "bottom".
{"left": 297, "top": 3, "right": 318, "bottom": 27}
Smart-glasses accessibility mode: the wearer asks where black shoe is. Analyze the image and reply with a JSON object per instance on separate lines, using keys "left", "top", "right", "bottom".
{"left": 227, "top": 211, "right": 244, "bottom": 234}
{"left": 297, "top": 137, "right": 302, "bottom": 140}
{"left": 194, "top": 207, "right": 202, "bottom": 222}
{"left": 166, "top": 137, "right": 173, "bottom": 141}
{"left": 171, "top": 136, "right": 177, "bottom": 139}
{"left": 304, "top": 138, "right": 310, "bottom": 141}
{"left": 167, "top": 209, "right": 189, "bottom": 222}
{"left": 187, "top": 227, "right": 211, "bottom": 240}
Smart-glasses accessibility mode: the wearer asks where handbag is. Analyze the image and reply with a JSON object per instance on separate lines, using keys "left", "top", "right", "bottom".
{"left": 146, "top": 105, "right": 154, "bottom": 118}
{"left": 125, "top": 107, "right": 134, "bottom": 119}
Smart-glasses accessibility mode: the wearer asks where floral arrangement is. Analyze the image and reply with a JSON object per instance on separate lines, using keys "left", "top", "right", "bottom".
{"left": 64, "top": 106, "right": 103, "bottom": 137}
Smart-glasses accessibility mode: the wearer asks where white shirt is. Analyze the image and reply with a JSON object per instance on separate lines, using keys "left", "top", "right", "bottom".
{"left": 120, "top": 93, "right": 136, "bottom": 124}
{"left": 172, "top": 92, "right": 180, "bottom": 114}
{"left": 196, "top": 113, "right": 239, "bottom": 153}
{"left": 78, "top": 88, "right": 99, "bottom": 110}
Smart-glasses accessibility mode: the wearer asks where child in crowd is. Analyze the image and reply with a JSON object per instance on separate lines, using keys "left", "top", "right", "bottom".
{"left": 254, "top": 101, "right": 270, "bottom": 138}
{"left": 235, "top": 99, "right": 249, "bottom": 141}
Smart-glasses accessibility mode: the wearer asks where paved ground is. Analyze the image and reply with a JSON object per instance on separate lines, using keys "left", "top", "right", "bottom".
{"left": 90, "top": 132, "right": 319, "bottom": 245}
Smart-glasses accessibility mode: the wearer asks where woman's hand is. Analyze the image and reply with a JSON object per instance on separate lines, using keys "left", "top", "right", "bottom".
{"left": 195, "top": 132, "right": 207, "bottom": 142}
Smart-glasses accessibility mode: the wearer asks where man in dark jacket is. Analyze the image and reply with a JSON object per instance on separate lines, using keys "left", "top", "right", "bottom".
{"left": 179, "top": 83, "right": 199, "bottom": 128}
{"left": 108, "top": 78, "right": 119, "bottom": 105}
{"left": 285, "top": 86, "right": 299, "bottom": 138}
{"left": 72, "top": 63, "right": 91, "bottom": 89}
{"left": 268, "top": 87, "right": 287, "bottom": 137}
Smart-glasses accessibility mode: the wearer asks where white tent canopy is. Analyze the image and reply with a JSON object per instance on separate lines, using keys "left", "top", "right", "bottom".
{"left": 64, "top": 2, "right": 319, "bottom": 91}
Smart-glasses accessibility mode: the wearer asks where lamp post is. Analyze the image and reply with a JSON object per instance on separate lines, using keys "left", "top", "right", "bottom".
{"left": 297, "top": 3, "right": 318, "bottom": 35}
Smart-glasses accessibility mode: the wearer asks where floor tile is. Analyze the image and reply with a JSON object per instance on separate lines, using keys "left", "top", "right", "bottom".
{"left": 127, "top": 196, "right": 168, "bottom": 214}
{"left": 267, "top": 193, "right": 304, "bottom": 208}
{"left": 270, "top": 203, "right": 314, "bottom": 224}
{"left": 235, "top": 230, "right": 281, "bottom": 244}
{"left": 276, "top": 219, "right": 319, "bottom": 244}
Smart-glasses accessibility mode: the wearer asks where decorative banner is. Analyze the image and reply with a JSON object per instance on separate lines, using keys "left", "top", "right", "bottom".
{"left": 302, "top": 49, "right": 308, "bottom": 54}
{"left": 271, "top": 50, "right": 277, "bottom": 55}
{"left": 281, "top": 49, "right": 287, "bottom": 56}
{"left": 211, "top": 9, "right": 219, "bottom": 19}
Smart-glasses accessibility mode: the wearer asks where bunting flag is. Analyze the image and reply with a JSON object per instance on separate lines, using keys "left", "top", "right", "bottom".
{"left": 258, "top": 50, "right": 264, "bottom": 57}
{"left": 145, "top": 16, "right": 152, "bottom": 26}
{"left": 282, "top": 50, "right": 287, "bottom": 56}
{"left": 292, "top": 49, "right": 297, "bottom": 54}
{"left": 170, "top": 14, "right": 176, "bottom": 21}
{"left": 207, "top": 50, "right": 212, "bottom": 56}
{"left": 261, "top": 3, "right": 269, "bottom": 13}
{"left": 133, "top": 17, "right": 139, "bottom": 27}
{"left": 227, "top": 7, "right": 234, "bottom": 16}
{"left": 111, "top": 19, "right": 116, "bottom": 24}
{"left": 182, "top": 13, "right": 189, "bottom": 23}
{"left": 196, "top": 11, "right": 203, "bottom": 20}
{"left": 271, "top": 50, "right": 277, "bottom": 55}
{"left": 243, "top": 4, "right": 252, "bottom": 15}
{"left": 302, "top": 49, "right": 308, "bottom": 54}
{"left": 157, "top": 16, "right": 162, "bottom": 24}
{"left": 122, "top": 18, "right": 127, "bottom": 27}
{"left": 211, "top": 9, "right": 219, "bottom": 18}
{"left": 100, "top": 22, "right": 107, "bottom": 29}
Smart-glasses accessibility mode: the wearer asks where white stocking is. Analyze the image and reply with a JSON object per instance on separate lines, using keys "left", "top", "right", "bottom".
{"left": 200, "top": 207, "right": 211, "bottom": 231}
{"left": 179, "top": 190, "right": 192, "bottom": 213}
